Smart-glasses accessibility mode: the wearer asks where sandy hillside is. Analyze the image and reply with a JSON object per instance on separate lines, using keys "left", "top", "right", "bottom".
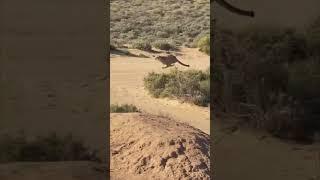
{"left": 110, "top": 48, "right": 210, "bottom": 134}
{"left": 110, "top": 113, "right": 210, "bottom": 180}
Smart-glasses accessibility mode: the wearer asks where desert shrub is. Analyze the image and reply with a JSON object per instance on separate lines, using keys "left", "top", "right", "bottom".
{"left": 143, "top": 68, "right": 210, "bottom": 106}
{"left": 196, "top": 34, "right": 210, "bottom": 55}
{"left": 132, "top": 41, "right": 152, "bottom": 51}
{"left": 0, "top": 132, "right": 98, "bottom": 162}
{"left": 277, "top": 45, "right": 317, "bottom": 142}
{"left": 287, "top": 60, "right": 320, "bottom": 136}
{"left": 212, "top": 65, "right": 223, "bottom": 82}
{"left": 211, "top": 65, "right": 224, "bottom": 109}
{"left": 288, "top": 60, "right": 320, "bottom": 100}
{"left": 156, "top": 31, "right": 170, "bottom": 38}
{"left": 212, "top": 24, "right": 320, "bottom": 142}
{"left": 213, "top": 29, "right": 247, "bottom": 67}
{"left": 238, "top": 27, "right": 307, "bottom": 63}
{"left": 306, "top": 16, "right": 320, "bottom": 56}
{"left": 198, "top": 79, "right": 210, "bottom": 105}
{"left": 110, "top": 44, "right": 117, "bottom": 50}
{"left": 110, "top": 104, "right": 139, "bottom": 113}
{"left": 153, "top": 41, "right": 177, "bottom": 51}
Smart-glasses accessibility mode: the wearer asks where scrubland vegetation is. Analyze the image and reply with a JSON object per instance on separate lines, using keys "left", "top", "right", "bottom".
{"left": 0, "top": 132, "right": 98, "bottom": 162}
{"left": 110, "top": 104, "right": 139, "bottom": 113}
{"left": 144, "top": 68, "right": 210, "bottom": 106}
{"left": 110, "top": 0, "right": 210, "bottom": 48}
{"left": 195, "top": 34, "right": 210, "bottom": 55}
{"left": 213, "top": 17, "right": 320, "bottom": 143}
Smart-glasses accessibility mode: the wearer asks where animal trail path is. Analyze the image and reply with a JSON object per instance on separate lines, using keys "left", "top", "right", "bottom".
{"left": 110, "top": 48, "right": 210, "bottom": 134}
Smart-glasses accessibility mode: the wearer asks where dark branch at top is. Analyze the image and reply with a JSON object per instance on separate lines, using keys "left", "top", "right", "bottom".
{"left": 214, "top": 0, "right": 255, "bottom": 17}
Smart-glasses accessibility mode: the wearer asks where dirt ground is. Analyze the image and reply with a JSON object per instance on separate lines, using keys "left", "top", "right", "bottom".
{"left": 1, "top": 0, "right": 107, "bottom": 162}
{"left": 0, "top": 2, "right": 107, "bottom": 179}
{"left": 111, "top": 48, "right": 320, "bottom": 180}
{"left": 213, "top": 118, "right": 320, "bottom": 180}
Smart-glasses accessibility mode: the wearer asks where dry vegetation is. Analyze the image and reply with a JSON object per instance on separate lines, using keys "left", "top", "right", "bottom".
{"left": 144, "top": 68, "right": 210, "bottom": 106}
{"left": 110, "top": 0, "right": 210, "bottom": 47}
{"left": 213, "top": 16, "right": 320, "bottom": 143}
{"left": 0, "top": 132, "right": 99, "bottom": 162}
{"left": 110, "top": 104, "right": 139, "bottom": 113}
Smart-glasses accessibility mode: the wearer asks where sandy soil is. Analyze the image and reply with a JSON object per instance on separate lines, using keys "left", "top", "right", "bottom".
{"left": 213, "top": 117, "right": 320, "bottom": 180}
{"left": 110, "top": 48, "right": 210, "bottom": 134}
{"left": 110, "top": 113, "right": 210, "bottom": 180}
{"left": 219, "top": 140, "right": 320, "bottom": 180}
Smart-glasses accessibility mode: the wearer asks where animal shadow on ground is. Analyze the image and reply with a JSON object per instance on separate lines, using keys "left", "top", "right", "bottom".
{"left": 110, "top": 49, "right": 149, "bottom": 58}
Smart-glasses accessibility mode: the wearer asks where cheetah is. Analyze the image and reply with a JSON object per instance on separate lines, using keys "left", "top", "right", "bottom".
{"left": 153, "top": 54, "right": 190, "bottom": 69}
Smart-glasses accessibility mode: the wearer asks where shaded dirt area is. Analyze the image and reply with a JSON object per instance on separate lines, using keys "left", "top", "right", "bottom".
{"left": 0, "top": 161, "right": 106, "bottom": 180}
{"left": 213, "top": 116, "right": 320, "bottom": 180}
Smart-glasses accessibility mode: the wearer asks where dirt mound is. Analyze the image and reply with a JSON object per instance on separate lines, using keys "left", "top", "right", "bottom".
{"left": 110, "top": 113, "right": 210, "bottom": 180}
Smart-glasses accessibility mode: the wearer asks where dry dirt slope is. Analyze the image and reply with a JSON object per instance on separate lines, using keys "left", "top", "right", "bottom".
{"left": 110, "top": 113, "right": 210, "bottom": 180}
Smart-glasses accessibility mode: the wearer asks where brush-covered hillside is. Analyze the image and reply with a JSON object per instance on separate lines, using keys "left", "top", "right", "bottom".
{"left": 110, "top": 0, "right": 210, "bottom": 47}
